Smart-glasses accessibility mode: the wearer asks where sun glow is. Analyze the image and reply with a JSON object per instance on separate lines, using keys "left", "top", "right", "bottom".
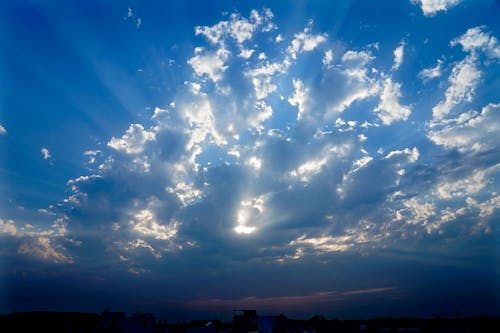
{"left": 234, "top": 225, "right": 256, "bottom": 234}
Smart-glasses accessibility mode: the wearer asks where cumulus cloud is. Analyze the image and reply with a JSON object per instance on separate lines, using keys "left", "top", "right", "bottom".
{"left": 246, "top": 59, "right": 290, "bottom": 99}
{"left": 284, "top": 48, "right": 380, "bottom": 125}
{"left": 108, "top": 124, "right": 156, "bottom": 154}
{"left": 287, "top": 23, "right": 327, "bottom": 59}
{"left": 188, "top": 47, "right": 230, "bottom": 83}
{"left": 411, "top": 0, "right": 463, "bottom": 16}
{"left": 435, "top": 163, "right": 500, "bottom": 200}
{"left": 0, "top": 124, "right": 6, "bottom": 135}
{"left": 374, "top": 78, "right": 411, "bottom": 125}
{"left": 0, "top": 219, "right": 17, "bottom": 236}
{"left": 18, "top": 236, "right": 73, "bottom": 263}
{"left": 467, "top": 195, "right": 500, "bottom": 220}
{"left": 428, "top": 103, "right": 500, "bottom": 154}
{"left": 432, "top": 56, "right": 481, "bottom": 119}
{"left": 341, "top": 50, "right": 374, "bottom": 75}
{"left": 451, "top": 26, "right": 500, "bottom": 58}
{"left": 0, "top": 217, "right": 73, "bottom": 263}
{"left": 284, "top": 218, "right": 390, "bottom": 259}
{"left": 195, "top": 9, "right": 273, "bottom": 46}
{"left": 432, "top": 27, "right": 500, "bottom": 120}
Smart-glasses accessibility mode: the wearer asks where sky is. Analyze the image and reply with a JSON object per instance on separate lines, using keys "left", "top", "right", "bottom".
{"left": 0, "top": 0, "right": 499, "bottom": 321}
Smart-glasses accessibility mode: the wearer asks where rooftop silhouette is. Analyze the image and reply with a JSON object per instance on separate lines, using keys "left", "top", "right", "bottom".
{"left": 1, "top": 309, "right": 499, "bottom": 333}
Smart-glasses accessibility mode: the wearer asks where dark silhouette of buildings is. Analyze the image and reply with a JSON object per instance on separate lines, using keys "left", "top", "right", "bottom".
{"left": 233, "top": 310, "right": 258, "bottom": 333}
{"left": 1, "top": 309, "right": 499, "bottom": 333}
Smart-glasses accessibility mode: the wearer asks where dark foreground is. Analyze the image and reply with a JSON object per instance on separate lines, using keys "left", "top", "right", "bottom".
{"left": 1, "top": 309, "right": 499, "bottom": 333}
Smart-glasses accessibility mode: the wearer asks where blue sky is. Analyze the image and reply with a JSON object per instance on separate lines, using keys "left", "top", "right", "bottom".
{"left": 1, "top": 0, "right": 499, "bottom": 320}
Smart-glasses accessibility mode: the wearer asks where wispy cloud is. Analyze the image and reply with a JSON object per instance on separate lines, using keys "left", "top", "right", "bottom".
{"left": 187, "top": 287, "right": 398, "bottom": 311}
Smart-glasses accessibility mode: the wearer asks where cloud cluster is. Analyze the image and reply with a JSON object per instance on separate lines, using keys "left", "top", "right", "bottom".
{"left": 3, "top": 10, "right": 498, "bottom": 281}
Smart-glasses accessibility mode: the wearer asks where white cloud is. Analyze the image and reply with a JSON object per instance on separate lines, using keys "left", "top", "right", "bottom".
{"left": 234, "top": 225, "right": 256, "bottom": 235}
{"left": 195, "top": 22, "right": 226, "bottom": 45}
{"left": 251, "top": 76, "right": 276, "bottom": 100}
{"left": 374, "top": 78, "right": 411, "bottom": 125}
{"left": 341, "top": 50, "right": 374, "bottom": 77}
{"left": 0, "top": 219, "right": 17, "bottom": 236}
{"left": 385, "top": 147, "right": 420, "bottom": 163}
{"left": 183, "top": 98, "right": 225, "bottom": 148}
{"left": 246, "top": 59, "right": 291, "bottom": 99}
{"left": 290, "top": 156, "right": 329, "bottom": 183}
{"left": 288, "top": 79, "right": 309, "bottom": 120}
{"left": 188, "top": 47, "right": 230, "bottom": 83}
{"left": 392, "top": 42, "right": 404, "bottom": 70}
{"left": 323, "top": 49, "right": 333, "bottom": 67}
{"left": 432, "top": 56, "right": 481, "bottom": 119}
{"left": 287, "top": 24, "right": 327, "bottom": 59}
{"left": 428, "top": 103, "right": 500, "bottom": 153}
{"left": 411, "top": 0, "right": 463, "bottom": 17}
{"left": 234, "top": 194, "right": 269, "bottom": 235}
{"left": 166, "top": 182, "right": 203, "bottom": 206}
{"left": 228, "top": 14, "right": 255, "bottom": 44}
{"left": 246, "top": 156, "right": 262, "bottom": 171}
{"left": 125, "top": 7, "right": 141, "bottom": 30}
{"left": 287, "top": 220, "right": 388, "bottom": 257}
{"left": 125, "top": 239, "right": 163, "bottom": 259}
{"left": 289, "top": 145, "right": 349, "bottom": 183}
{"left": 289, "top": 234, "right": 352, "bottom": 254}
{"left": 435, "top": 163, "right": 500, "bottom": 199}
{"left": 321, "top": 50, "right": 379, "bottom": 115}
{"left": 238, "top": 48, "right": 254, "bottom": 59}
{"left": 249, "top": 101, "right": 273, "bottom": 131}
{"left": 83, "top": 150, "right": 102, "bottom": 164}
{"left": 451, "top": 26, "right": 500, "bottom": 58}
{"left": 467, "top": 195, "right": 500, "bottom": 219}
{"left": 1, "top": 217, "right": 74, "bottom": 263}
{"left": 132, "top": 209, "right": 179, "bottom": 241}
{"left": 419, "top": 59, "right": 443, "bottom": 81}
{"left": 83, "top": 150, "right": 101, "bottom": 156}
{"left": 351, "top": 155, "right": 373, "bottom": 173}
{"left": 18, "top": 236, "right": 73, "bottom": 263}
{"left": 247, "top": 60, "right": 290, "bottom": 77}
{"left": 152, "top": 106, "right": 168, "bottom": 120}
{"left": 394, "top": 197, "right": 437, "bottom": 233}
{"left": 108, "top": 124, "right": 156, "bottom": 154}
{"left": 41, "top": 147, "right": 51, "bottom": 160}
{"left": 0, "top": 124, "right": 6, "bottom": 135}
{"left": 195, "top": 9, "right": 274, "bottom": 46}
{"left": 431, "top": 27, "right": 500, "bottom": 120}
